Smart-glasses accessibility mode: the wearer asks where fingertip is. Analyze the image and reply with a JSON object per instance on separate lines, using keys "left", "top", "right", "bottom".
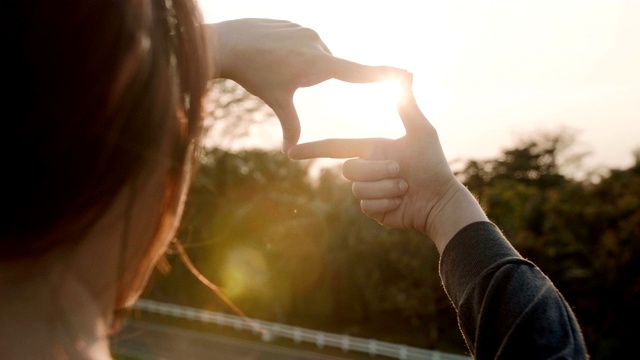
{"left": 271, "top": 98, "right": 301, "bottom": 155}
{"left": 280, "top": 126, "right": 301, "bottom": 154}
{"left": 360, "top": 198, "right": 403, "bottom": 218}
{"left": 383, "top": 66, "right": 409, "bottom": 81}
{"left": 286, "top": 145, "right": 301, "bottom": 159}
{"left": 377, "top": 67, "right": 411, "bottom": 84}
{"left": 388, "top": 161, "right": 400, "bottom": 176}
{"left": 397, "top": 71, "right": 413, "bottom": 100}
{"left": 398, "top": 179, "right": 408, "bottom": 194}
{"left": 403, "top": 71, "right": 414, "bottom": 88}
{"left": 330, "top": 58, "right": 412, "bottom": 84}
{"left": 282, "top": 140, "right": 293, "bottom": 155}
{"left": 287, "top": 143, "right": 317, "bottom": 160}
{"left": 397, "top": 73, "right": 420, "bottom": 112}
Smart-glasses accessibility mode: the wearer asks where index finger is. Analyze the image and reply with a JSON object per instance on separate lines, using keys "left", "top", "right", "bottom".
{"left": 287, "top": 138, "right": 382, "bottom": 160}
{"left": 326, "top": 56, "right": 407, "bottom": 83}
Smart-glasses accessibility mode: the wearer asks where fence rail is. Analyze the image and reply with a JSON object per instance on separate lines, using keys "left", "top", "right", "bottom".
{"left": 133, "top": 299, "right": 472, "bottom": 360}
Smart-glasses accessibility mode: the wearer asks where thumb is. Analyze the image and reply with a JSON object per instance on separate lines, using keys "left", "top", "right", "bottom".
{"left": 269, "top": 94, "right": 301, "bottom": 153}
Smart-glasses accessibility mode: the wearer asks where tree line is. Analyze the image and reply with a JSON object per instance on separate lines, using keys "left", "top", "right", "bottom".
{"left": 143, "top": 137, "right": 638, "bottom": 358}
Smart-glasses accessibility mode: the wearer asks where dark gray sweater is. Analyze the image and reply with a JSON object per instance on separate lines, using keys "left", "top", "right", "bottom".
{"left": 440, "top": 221, "right": 589, "bottom": 359}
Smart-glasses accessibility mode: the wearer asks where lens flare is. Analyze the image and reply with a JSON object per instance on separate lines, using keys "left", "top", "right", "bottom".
{"left": 220, "top": 246, "right": 269, "bottom": 299}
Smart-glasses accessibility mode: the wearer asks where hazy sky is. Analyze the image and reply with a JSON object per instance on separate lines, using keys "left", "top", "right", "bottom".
{"left": 199, "top": 0, "right": 640, "bottom": 173}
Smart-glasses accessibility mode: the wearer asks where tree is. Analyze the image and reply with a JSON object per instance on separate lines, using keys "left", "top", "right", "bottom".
{"left": 457, "top": 127, "right": 588, "bottom": 191}
{"left": 202, "top": 79, "right": 279, "bottom": 150}
{"left": 456, "top": 130, "right": 640, "bottom": 358}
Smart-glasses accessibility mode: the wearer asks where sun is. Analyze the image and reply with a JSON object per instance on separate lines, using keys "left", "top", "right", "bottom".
{"left": 295, "top": 79, "right": 408, "bottom": 143}
{"left": 358, "top": 79, "right": 407, "bottom": 134}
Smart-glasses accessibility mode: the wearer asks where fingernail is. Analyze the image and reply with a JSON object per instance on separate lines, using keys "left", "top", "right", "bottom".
{"left": 388, "top": 162, "right": 400, "bottom": 176}
{"left": 398, "top": 180, "right": 408, "bottom": 192}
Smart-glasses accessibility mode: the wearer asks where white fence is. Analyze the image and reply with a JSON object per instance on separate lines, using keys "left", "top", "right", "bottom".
{"left": 134, "top": 299, "right": 472, "bottom": 360}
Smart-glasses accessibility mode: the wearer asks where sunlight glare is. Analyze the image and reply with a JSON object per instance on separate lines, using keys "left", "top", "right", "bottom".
{"left": 364, "top": 79, "right": 407, "bottom": 134}
{"left": 296, "top": 79, "right": 407, "bottom": 143}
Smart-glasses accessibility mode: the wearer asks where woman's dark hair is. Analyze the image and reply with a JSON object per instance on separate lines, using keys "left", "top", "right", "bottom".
{"left": 1, "top": 0, "right": 211, "bottom": 258}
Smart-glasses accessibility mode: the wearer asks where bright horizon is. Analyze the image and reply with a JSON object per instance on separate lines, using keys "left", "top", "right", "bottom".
{"left": 199, "top": 0, "right": 640, "bottom": 174}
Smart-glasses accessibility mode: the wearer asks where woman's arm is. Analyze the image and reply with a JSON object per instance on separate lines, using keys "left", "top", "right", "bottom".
{"left": 442, "top": 221, "right": 588, "bottom": 359}
{"left": 288, "top": 73, "right": 589, "bottom": 359}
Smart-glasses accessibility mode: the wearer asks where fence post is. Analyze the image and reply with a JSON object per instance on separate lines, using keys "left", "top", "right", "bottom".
{"left": 399, "top": 345, "right": 408, "bottom": 360}
{"left": 368, "top": 340, "right": 378, "bottom": 357}
{"left": 293, "top": 328, "right": 302, "bottom": 344}
{"left": 341, "top": 336, "right": 350, "bottom": 352}
{"left": 261, "top": 329, "right": 274, "bottom": 342}
{"left": 316, "top": 332, "right": 325, "bottom": 349}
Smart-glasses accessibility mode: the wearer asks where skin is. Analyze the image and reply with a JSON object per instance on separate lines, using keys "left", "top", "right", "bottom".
{"left": 288, "top": 73, "right": 488, "bottom": 253}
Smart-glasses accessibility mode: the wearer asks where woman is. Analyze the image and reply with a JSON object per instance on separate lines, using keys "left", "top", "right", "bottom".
{"left": 0, "top": 1, "right": 401, "bottom": 358}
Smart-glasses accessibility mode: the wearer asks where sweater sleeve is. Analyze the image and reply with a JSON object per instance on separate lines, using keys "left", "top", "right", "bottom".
{"left": 439, "top": 221, "right": 589, "bottom": 360}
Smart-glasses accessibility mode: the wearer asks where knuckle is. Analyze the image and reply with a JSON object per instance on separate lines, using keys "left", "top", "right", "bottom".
{"left": 300, "top": 27, "right": 322, "bottom": 41}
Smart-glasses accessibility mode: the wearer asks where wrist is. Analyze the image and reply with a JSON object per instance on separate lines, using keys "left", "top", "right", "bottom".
{"left": 425, "top": 180, "right": 488, "bottom": 253}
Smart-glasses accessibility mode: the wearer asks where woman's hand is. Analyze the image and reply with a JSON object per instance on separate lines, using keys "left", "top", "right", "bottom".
{"left": 207, "top": 19, "right": 406, "bottom": 152}
{"left": 288, "top": 74, "right": 487, "bottom": 251}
